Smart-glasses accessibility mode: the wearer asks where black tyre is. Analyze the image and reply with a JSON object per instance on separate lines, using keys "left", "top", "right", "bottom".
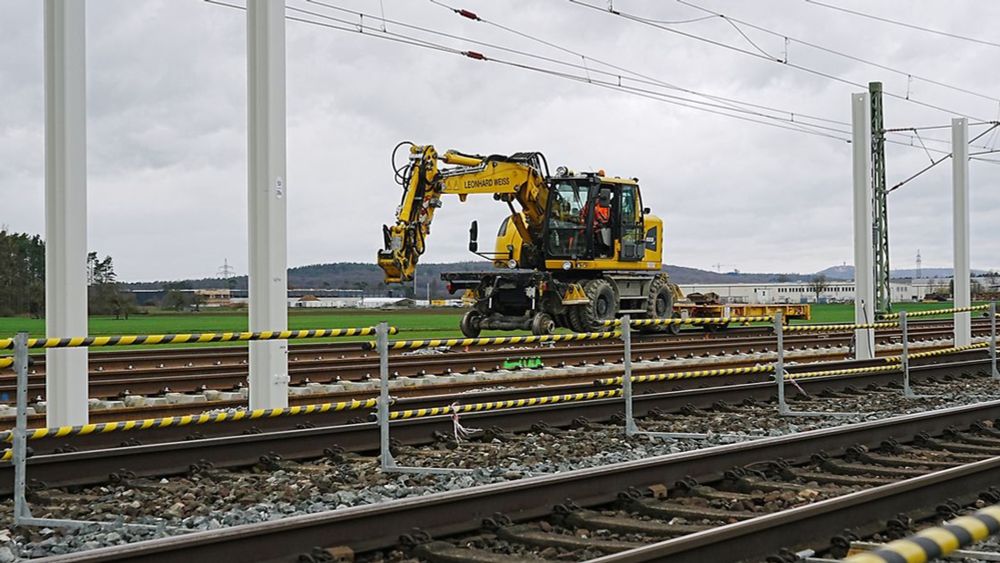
{"left": 570, "top": 278, "right": 618, "bottom": 332}
{"left": 646, "top": 279, "right": 673, "bottom": 316}
{"left": 643, "top": 275, "right": 674, "bottom": 333}
{"left": 531, "top": 312, "right": 556, "bottom": 336}
{"left": 460, "top": 310, "right": 482, "bottom": 338}
{"left": 566, "top": 306, "right": 589, "bottom": 333}
{"left": 554, "top": 312, "right": 571, "bottom": 330}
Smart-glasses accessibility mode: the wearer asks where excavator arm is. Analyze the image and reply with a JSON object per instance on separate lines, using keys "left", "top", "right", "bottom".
{"left": 378, "top": 143, "right": 550, "bottom": 283}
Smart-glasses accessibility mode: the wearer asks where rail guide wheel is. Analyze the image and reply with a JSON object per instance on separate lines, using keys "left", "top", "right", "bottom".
{"left": 460, "top": 310, "right": 482, "bottom": 338}
{"left": 531, "top": 312, "right": 556, "bottom": 336}
{"left": 668, "top": 312, "right": 682, "bottom": 335}
{"left": 703, "top": 320, "right": 730, "bottom": 333}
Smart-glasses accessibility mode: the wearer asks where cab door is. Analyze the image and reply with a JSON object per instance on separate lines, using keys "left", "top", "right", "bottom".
{"left": 618, "top": 184, "right": 644, "bottom": 261}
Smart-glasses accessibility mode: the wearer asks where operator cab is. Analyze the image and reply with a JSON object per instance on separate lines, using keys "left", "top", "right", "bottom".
{"left": 543, "top": 172, "right": 646, "bottom": 263}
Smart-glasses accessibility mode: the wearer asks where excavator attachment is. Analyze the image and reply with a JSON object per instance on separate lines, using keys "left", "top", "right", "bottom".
{"left": 377, "top": 227, "right": 407, "bottom": 284}
{"left": 378, "top": 220, "right": 429, "bottom": 283}
{"left": 377, "top": 143, "right": 442, "bottom": 284}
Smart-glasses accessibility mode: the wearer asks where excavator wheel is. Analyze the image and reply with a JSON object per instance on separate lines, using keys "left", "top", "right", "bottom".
{"left": 460, "top": 310, "right": 482, "bottom": 338}
{"left": 570, "top": 278, "right": 618, "bottom": 332}
{"left": 531, "top": 312, "right": 556, "bottom": 336}
{"left": 566, "top": 307, "right": 589, "bottom": 333}
{"left": 644, "top": 277, "right": 674, "bottom": 334}
{"left": 554, "top": 312, "right": 570, "bottom": 330}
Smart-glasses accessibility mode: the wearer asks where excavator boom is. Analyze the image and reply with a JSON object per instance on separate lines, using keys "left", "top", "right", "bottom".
{"left": 378, "top": 143, "right": 549, "bottom": 283}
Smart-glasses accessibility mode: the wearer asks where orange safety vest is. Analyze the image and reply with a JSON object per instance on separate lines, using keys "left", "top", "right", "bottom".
{"left": 594, "top": 203, "right": 610, "bottom": 225}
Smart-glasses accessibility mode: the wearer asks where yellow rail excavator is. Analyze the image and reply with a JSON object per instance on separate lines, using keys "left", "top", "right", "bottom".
{"left": 377, "top": 142, "right": 682, "bottom": 337}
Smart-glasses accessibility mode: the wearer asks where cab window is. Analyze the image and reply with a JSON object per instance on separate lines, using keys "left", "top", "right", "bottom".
{"left": 618, "top": 184, "right": 645, "bottom": 261}
{"left": 620, "top": 184, "right": 640, "bottom": 226}
{"left": 546, "top": 182, "right": 589, "bottom": 257}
